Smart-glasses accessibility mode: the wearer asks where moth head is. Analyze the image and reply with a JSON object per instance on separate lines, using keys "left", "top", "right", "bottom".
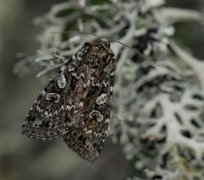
{"left": 85, "top": 39, "right": 114, "bottom": 56}
{"left": 100, "top": 38, "right": 114, "bottom": 55}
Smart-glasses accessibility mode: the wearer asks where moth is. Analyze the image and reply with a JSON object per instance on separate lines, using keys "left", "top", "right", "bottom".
{"left": 22, "top": 39, "right": 116, "bottom": 162}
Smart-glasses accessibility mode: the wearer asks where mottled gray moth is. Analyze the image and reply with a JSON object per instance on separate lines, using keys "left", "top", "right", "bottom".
{"left": 22, "top": 39, "right": 116, "bottom": 162}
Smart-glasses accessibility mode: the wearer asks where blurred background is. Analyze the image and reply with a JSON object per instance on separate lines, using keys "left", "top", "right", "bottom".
{"left": 0, "top": 0, "right": 204, "bottom": 180}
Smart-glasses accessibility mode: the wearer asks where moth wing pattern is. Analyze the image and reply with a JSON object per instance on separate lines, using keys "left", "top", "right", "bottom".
{"left": 22, "top": 39, "right": 116, "bottom": 162}
{"left": 22, "top": 46, "right": 87, "bottom": 140}
{"left": 62, "top": 40, "right": 116, "bottom": 162}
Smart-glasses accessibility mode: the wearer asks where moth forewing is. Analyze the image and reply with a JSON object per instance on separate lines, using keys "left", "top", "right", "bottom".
{"left": 22, "top": 39, "right": 116, "bottom": 162}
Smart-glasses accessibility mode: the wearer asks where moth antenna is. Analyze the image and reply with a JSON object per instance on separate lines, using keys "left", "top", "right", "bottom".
{"left": 51, "top": 31, "right": 159, "bottom": 66}
{"left": 110, "top": 40, "right": 160, "bottom": 66}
